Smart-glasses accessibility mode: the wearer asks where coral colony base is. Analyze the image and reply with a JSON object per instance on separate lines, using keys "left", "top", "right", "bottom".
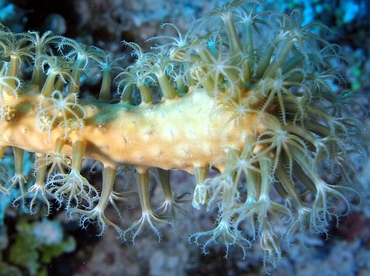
{"left": 0, "top": 0, "right": 366, "bottom": 269}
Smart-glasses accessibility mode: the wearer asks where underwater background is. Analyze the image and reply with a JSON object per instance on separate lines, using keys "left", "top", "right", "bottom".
{"left": 0, "top": 0, "right": 369, "bottom": 275}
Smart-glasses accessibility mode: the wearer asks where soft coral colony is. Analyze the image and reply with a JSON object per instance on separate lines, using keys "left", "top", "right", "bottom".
{"left": 0, "top": 0, "right": 366, "bottom": 267}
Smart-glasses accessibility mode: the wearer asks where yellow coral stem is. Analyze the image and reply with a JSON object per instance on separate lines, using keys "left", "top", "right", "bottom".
{"left": 1, "top": 88, "right": 254, "bottom": 172}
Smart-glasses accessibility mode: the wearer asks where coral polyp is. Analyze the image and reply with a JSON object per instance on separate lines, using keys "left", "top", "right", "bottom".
{"left": 0, "top": 0, "right": 366, "bottom": 268}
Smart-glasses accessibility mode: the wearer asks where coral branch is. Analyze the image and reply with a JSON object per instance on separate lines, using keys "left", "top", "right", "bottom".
{"left": 0, "top": 0, "right": 366, "bottom": 269}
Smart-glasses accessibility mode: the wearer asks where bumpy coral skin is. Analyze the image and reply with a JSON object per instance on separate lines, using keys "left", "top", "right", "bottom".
{"left": 5, "top": 89, "right": 246, "bottom": 170}
{"left": 0, "top": 0, "right": 366, "bottom": 268}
